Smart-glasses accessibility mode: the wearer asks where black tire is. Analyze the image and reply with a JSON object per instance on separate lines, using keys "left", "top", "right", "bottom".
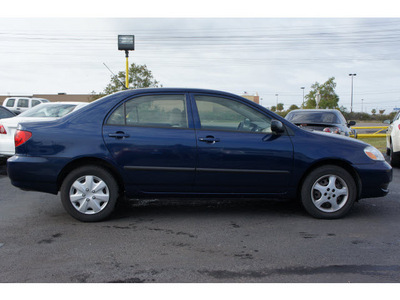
{"left": 301, "top": 165, "right": 357, "bottom": 219}
{"left": 390, "top": 142, "right": 400, "bottom": 167}
{"left": 60, "top": 165, "right": 119, "bottom": 222}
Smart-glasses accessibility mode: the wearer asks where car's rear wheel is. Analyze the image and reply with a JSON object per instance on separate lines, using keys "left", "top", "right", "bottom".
{"left": 301, "top": 165, "right": 357, "bottom": 219}
{"left": 60, "top": 165, "right": 119, "bottom": 222}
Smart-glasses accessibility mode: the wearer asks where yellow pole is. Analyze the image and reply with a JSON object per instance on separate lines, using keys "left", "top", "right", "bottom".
{"left": 125, "top": 50, "right": 129, "bottom": 89}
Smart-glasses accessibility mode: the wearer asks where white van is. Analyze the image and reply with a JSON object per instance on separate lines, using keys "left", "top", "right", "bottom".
{"left": 2, "top": 97, "right": 50, "bottom": 115}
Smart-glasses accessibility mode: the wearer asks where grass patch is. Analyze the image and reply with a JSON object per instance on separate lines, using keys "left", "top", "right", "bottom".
{"left": 356, "top": 137, "right": 387, "bottom": 153}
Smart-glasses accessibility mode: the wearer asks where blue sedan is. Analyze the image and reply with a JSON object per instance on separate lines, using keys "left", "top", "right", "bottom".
{"left": 7, "top": 88, "right": 392, "bottom": 221}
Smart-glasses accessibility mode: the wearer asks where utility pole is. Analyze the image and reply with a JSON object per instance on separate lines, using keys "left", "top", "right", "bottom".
{"left": 301, "top": 87, "right": 305, "bottom": 108}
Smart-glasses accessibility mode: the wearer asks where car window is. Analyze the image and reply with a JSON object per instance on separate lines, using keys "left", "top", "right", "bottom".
{"left": 32, "top": 100, "right": 42, "bottom": 107}
{"left": 19, "top": 104, "right": 77, "bottom": 117}
{"left": 5, "top": 99, "right": 15, "bottom": 107}
{"left": 0, "top": 108, "right": 14, "bottom": 118}
{"left": 286, "top": 111, "right": 340, "bottom": 124}
{"left": 17, "top": 98, "right": 29, "bottom": 108}
{"left": 194, "top": 95, "right": 272, "bottom": 133}
{"left": 107, "top": 94, "right": 188, "bottom": 128}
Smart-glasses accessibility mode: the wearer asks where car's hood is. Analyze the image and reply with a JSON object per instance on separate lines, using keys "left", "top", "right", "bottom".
{"left": 309, "top": 129, "right": 366, "bottom": 146}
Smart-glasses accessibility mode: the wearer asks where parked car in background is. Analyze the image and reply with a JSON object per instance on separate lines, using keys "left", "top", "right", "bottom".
{"left": 285, "top": 109, "right": 357, "bottom": 137}
{"left": 0, "top": 106, "right": 16, "bottom": 120}
{"left": 0, "top": 102, "right": 87, "bottom": 157}
{"left": 2, "top": 97, "right": 49, "bottom": 115}
{"left": 0, "top": 107, "right": 17, "bottom": 163}
{"left": 7, "top": 88, "right": 391, "bottom": 222}
{"left": 384, "top": 111, "right": 400, "bottom": 167}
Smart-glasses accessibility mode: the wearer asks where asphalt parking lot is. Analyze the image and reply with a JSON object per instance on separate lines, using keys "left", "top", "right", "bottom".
{"left": 1, "top": 160, "right": 400, "bottom": 283}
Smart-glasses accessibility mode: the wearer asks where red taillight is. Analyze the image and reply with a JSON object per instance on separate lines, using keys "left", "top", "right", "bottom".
{"left": 323, "top": 127, "right": 331, "bottom": 133}
{"left": 0, "top": 124, "right": 6, "bottom": 134}
{"left": 398, "top": 124, "right": 400, "bottom": 130}
{"left": 323, "top": 127, "right": 340, "bottom": 134}
{"left": 14, "top": 130, "right": 32, "bottom": 147}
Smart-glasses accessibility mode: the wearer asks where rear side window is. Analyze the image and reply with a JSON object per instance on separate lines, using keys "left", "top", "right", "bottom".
{"left": 32, "top": 100, "right": 42, "bottom": 107}
{"left": 17, "top": 98, "right": 29, "bottom": 108}
{"left": 5, "top": 98, "right": 15, "bottom": 107}
{"left": 107, "top": 95, "right": 188, "bottom": 128}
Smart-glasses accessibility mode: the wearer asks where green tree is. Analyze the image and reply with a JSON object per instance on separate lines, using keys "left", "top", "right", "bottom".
{"left": 304, "top": 77, "right": 339, "bottom": 109}
{"left": 288, "top": 104, "right": 299, "bottom": 111}
{"left": 277, "top": 103, "right": 284, "bottom": 112}
{"left": 91, "top": 63, "right": 161, "bottom": 100}
{"left": 270, "top": 106, "right": 277, "bottom": 112}
{"left": 371, "top": 109, "right": 376, "bottom": 115}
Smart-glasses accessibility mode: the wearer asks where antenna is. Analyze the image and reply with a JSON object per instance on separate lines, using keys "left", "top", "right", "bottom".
{"left": 103, "top": 63, "right": 127, "bottom": 90}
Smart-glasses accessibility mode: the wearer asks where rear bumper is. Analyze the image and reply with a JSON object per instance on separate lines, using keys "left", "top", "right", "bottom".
{"left": 7, "top": 155, "right": 61, "bottom": 194}
{"left": 355, "top": 161, "right": 392, "bottom": 199}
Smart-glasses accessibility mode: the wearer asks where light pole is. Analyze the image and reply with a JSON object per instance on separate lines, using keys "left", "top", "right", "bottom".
{"left": 300, "top": 87, "right": 305, "bottom": 108}
{"left": 118, "top": 35, "right": 135, "bottom": 89}
{"left": 361, "top": 98, "right": 364, "bottom": 113}
{"left": 275, "top": 94, "right": 278, "bottom": 107}
{"left": 349, "top": 73, "right": 357, "bottom": 113}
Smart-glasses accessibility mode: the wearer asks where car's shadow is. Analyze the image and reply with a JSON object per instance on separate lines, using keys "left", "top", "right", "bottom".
{"left": 111, "top": 197, "right": 307, "bottom": 220}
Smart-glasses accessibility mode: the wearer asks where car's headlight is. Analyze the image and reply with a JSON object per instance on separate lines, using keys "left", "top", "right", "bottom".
{"left": 364, "top": 146, "right": 385, "bottom": 161}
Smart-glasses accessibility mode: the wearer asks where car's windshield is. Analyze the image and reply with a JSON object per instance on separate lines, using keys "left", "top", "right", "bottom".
{"left": 286, "top": 111, "right": 340, "bottom": 124}
{"left": 18, "top": 103, "right": 77, "bottom": 118}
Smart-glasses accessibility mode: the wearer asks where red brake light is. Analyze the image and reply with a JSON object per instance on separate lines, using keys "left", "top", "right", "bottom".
{"left": 323, "top": 127, "right": 331, "bottom": 133}
{"left": 0, "top": 124, "right": 6, "bottom": 134}
{"left": 15, "top": 130, "right": 32, "bottom": 147}
{"left": 398, "top": 124, "right": 400, "bottom": 130}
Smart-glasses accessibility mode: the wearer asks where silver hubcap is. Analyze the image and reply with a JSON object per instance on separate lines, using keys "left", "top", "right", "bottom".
{"left": 69, "top": 175, "right": 110, "bottom": 214}
{"left": 311, "top": 174, "right": 348, "bottom": 213}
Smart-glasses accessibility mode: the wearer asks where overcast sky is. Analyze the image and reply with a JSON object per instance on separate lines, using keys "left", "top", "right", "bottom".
{"left": 1, "top": 2, "right": 400, "bottom": 113}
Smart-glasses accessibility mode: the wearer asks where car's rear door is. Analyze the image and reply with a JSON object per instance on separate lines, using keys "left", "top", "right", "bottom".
{"left": 102, "top": 93, "right": 197, "bottom": 195}
{"left": 191, "top": 93, "right": 294, "bottom": 195}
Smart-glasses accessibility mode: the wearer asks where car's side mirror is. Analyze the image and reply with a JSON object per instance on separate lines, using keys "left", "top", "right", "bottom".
{"left": 383, "top": 119, "right": 391, "bottom": 125}
{"left": 348, "top": 120, "right": 356, "bottom": 127}
{"left": 271, "top": 120, "right": 285, "bottom": 134}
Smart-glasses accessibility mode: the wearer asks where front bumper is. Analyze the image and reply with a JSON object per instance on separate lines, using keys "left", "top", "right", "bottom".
{"left": 355, "top": 160, "right": 392, "bottom": 199}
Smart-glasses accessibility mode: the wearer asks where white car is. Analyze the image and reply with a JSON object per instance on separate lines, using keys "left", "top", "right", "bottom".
{"left": 2, "top": 97, "right": 49, "bottom": 115}
{"left": 0, "top": 102, "right": 87, "bottom": 157}
{"left": 385, "top": 110, "right": 400, "bottom": 167}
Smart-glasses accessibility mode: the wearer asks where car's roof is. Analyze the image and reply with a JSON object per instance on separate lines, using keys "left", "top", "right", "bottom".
{"left": 289, "top": 109, "right": 340, "bottom": 113}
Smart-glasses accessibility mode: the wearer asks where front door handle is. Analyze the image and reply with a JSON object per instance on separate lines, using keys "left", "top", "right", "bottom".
{"left": 108, "top": 131, "right": 130, "bottom": 139}
{"left": 198, "top": 136, "right": 220, "bottom": 144}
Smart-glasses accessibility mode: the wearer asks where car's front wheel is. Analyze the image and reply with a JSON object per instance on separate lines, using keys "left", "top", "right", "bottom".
{"left": 301, "top": 165, "right": 357, "bottom": 219}
{"left": 60, "top": 165, "right": 119, "bottom": 222}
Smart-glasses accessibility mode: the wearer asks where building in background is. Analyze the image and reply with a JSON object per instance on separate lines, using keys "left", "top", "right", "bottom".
{"left": 241, "top": 92, "right": 260, "bottom": 104}
{"left": 0, "top": 93, "right": 92, "bottom": 104}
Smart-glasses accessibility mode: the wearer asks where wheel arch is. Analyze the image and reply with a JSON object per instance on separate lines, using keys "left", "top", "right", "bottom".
{"left": 296, "top": 159, "right": 362, "bottom": 201}
{"left": 57, "top": 157, "right": 125, "bottom": 194}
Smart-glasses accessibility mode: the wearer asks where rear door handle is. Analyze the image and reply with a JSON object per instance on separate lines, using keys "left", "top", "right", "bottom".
{"left": 198, "top": 136, "right": 220, "bottom": 144}
{"left": 108, "top": 131, "right": 130, "bottom": 139}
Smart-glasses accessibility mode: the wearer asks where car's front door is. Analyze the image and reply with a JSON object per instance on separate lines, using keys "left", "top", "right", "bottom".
{"left": 192, "top": 94, "right": 294, "bottom": 195}
{"left": 102, "top": 93, "right": 197, "bottom": 195}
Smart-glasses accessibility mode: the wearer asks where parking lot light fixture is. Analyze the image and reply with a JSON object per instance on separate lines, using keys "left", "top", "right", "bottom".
{"left": 118, "top": 35, "right": 135, "bottom": 89}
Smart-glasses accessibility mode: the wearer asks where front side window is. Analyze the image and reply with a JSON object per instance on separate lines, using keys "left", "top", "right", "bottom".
{"left": 195, "top": 95, "right": 271, "bottom": 133}
{"left": 5, "top": 99, "right": 15, "bottom": 107}
{"left": 17, "top": 98, "right": 29, "bottom": 108}
{"left": 107, "top": 94, "right": 188, "bottom": 128}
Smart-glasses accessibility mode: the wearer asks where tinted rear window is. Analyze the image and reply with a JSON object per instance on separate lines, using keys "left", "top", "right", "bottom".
{"left": 286, "top": 111, "right": 340, "bottom": 124}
